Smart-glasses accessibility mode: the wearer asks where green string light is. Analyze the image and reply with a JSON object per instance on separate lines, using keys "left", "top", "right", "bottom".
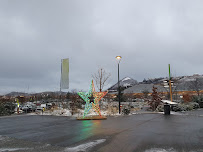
{"left": 78, "top": 80, "right": 107, "bottom": 118}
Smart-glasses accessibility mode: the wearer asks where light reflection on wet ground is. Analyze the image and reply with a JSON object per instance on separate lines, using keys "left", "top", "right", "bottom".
{"left": 72, "top": 120, "right": 102, "bottom": 142}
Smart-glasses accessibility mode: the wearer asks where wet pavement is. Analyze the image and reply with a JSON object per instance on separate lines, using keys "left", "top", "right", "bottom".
{"left": 0, "top": 110, "right": 203, "bottom": 152}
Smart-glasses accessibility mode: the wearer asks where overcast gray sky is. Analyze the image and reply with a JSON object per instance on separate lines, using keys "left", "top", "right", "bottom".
{"left": 0, "top": 0, "right": 203, "bottom": 95}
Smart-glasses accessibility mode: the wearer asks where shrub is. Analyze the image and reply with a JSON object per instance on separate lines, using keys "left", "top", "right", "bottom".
{"left": 191, "top": 96, "right": 203, "bottom": 108}
{"left": 122, "top": 107, "right": 130, "bottom": 115}
{"left": 192, "top": 96, "right": 199, "bottom": 103}
{"left": 0, "top": 102, "right": 15, "bottom": 116}
{"left": 186, "top": 104, "right": 193, "bottom": 111}
{"left": 199, "top": 101, "right": 203, "bottom": 108}
{"left": 172, "top": 104, "right": 186, "bottom": 112}
{"left": 189, "top": 102, "right": 200, "bottom": 109}
{"left": 155, "top": 104, "right": 164, "bottom": 112}
{"left": 171, "top": 102, "right": 200, "bottom": 112}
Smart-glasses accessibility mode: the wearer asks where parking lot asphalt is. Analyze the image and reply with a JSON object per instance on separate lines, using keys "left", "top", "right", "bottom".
{"left": 0, "top": 110, "right": 203, "bottom": 152}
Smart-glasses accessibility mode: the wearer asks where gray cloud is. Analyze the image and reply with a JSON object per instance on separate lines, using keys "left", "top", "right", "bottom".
{"left": 0, "top": 0, "right": 203, "bottom": 94}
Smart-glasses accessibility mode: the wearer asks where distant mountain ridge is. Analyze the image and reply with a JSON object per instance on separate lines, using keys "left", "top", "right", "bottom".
{"left": 124, "top": 74, "right": 203, "bottom": 94}
{"left": 108, "top": 74, "right": 203, "bottom": 94}
{"left": 6, "top": 92, "right": 30, "bottom": 97}
{"left": 5, "top": 91, "right": 67, "bottom": 97}
{"left": 141, "top": 74, "right": 203, "bottom": 84}
{"left": 4, "top": 74, "right": 203, "bottom": 96}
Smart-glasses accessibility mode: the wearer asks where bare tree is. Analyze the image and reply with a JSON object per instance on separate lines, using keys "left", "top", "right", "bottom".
{"left": 92, "top": 68, "right": 111, "bottom": 92}
{"left": 189, "top": 78, "right": 203, "bottom": 96}
{"left": 142, "top": 89, "right": 149, "bottom": 99}
{"left": 69, "top": 89, "right": 81, "bottom": 115}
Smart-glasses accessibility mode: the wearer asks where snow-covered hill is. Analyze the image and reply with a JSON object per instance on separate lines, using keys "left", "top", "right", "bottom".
{"left": 108, "top": 77, "right": 138, "bottom": 93}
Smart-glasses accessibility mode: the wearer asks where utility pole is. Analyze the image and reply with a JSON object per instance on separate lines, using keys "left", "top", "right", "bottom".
{"left": 169, "top": 64, "right": 173, "bottom": 102}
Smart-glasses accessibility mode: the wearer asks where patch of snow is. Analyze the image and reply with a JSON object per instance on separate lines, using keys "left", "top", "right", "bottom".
{"left": 170, "top": 111, "right": 186, "bottom": 115}
{"left": 65, "top": 139, "right": 106, "bottom": 152}
{"left": 144, "top": 148, "right": 177, "bottom": 152}
{"left": 100, "top": 110, "right": 108, "bottom": 116}
{"left": 40, "top": 143, "right": 51, "bottom": 148}
{"left": 0, "top": 135, "right": 9, "bottom": 142}
{"left": 0, "top": 135, "right": 4, "bottom": 141}
{"left": 161, "top": 100, "right": 178, "bottom": 105}
{"left": 122, "top": 77, "right": 131, "bottom": 81}
{"left": 27, "top": 109, "right": 72, "bottom": 116}
{"left": 0, "top": 148, "right": 32, "bottom": 152}
{"left": 133, "top": 111, "right": 187, "bottom": 116}
{"left": 61, "top": 109, "right": 72, "bottom": 116}
{"left": 123, "top": 83, "right": 131, "bottom": 87}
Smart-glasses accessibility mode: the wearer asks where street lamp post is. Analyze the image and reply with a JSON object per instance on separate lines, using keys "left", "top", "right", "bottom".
{"left": 116, "top": 56, "right": 122, "bottom": 114}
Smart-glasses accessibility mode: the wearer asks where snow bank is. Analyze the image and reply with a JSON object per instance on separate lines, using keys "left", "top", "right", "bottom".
{"left": 50, "top": 109, "right": 72, "bottom": 116}
{"left": 0, "top": 148, "right": 32, "bottom": 152}
{"left": 27, "top": 109, "right": 72, "bottom": 116}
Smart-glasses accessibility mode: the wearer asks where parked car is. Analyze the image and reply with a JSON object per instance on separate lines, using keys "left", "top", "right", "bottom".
{"left": 36, "top": 106, "right": 43, "bottom": 111}
{"left": 22, "top": 105, "right": 36, "bottom": 112}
